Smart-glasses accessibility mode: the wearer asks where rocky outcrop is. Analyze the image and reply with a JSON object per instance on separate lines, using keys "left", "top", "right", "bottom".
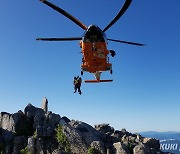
{"left": 13, "top": 136, "right": 27, "bottom": 154}
{"left": 0, "top": 98, "right": 165, "bottom": 154}
{"left": 41, "top": 97, "right": 48, "bottom": 113}
{"left": 113, "top": 142, "right": 131, "bottom": 154}
{"left": 63, "top": 120, "right": 106, "bottom": 153}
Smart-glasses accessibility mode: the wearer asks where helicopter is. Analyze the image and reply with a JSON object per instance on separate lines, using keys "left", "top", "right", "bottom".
{"left": 36, "top": 0, "right": 144, "bottom": 83}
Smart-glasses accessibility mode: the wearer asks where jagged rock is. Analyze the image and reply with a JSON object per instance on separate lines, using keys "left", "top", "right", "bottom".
{"left": 24, "top": 103, "right": 44, "bottom": 120}
{"left": 113, "top": 142, "right": 131, "bottom": 154}
{"left": 121, "top": 128, "right": 132, "bottom": 137}
{"left": 42, "top": 97, "right": 48, "bottom": 112}
{"left": 0, "top": 111, "right": 32, "bottom": 142}
{"left": 36, "top": 125, "right": 43, "bottom": 137}
{"left": 59, "top": 119, "right": 66, "bottom": 125}
{"left": 0, "top": 112, "right": 13, "bottom": 131}
{"left": 133, "top": 144, "right": 151, "bottom": 154}
{"left": 46, "top": 138, "right": 59, "bottom": 153}
{"left": 24, "top": 103, "right": 36, "bottom": 118}
{"left": 63, "top": 124, "right": 89, "bottom": 153}
{"left": 60, "top": 116, "right": 71, "bottom": 125}
{"left": 47, "top": 126, "right": 53, "bottom": 137}
{"left": 36, "top": 138, "right": 45, "bottom": 154}
{"left": 95, "top": 123, "right": 114, "bottom": 134}
{"left": 128, "top": 136, "right": 136, "bottom": 143}
{"left": 12, "top": 136, "right": 27, "bottom": 154}
{"left": 90, "top": 141, "right": 105, "bottom": 154}
{"left": 45, "top": 112, "right": 61, "bottom": 137}
{"left": 143, "top": 138, "right": 160, "bottom": 151}
{"left": 1, "top": 128, "right": 14, "bottom": 143}
{"left": 121, "top": 135, "right": 129, "bottom": 145}
{"left": 63, "top": 120, "right": 106, "bottom": 154}
{"left": 28, "top": 137, "right": 35, "bottom": 154}
{"left": 12, "top": 111, "right": 32, "bottom": 136}
{"left": 121, "top": 128, "right": 127, "bottom": 133}
{"left": 135, "top": 134, "right": 143, "bottom": 143}
{"left": 112, "top": 130, "right": 124, "bottom": 139}
{"left": 33, "top": 109, "right": 45, "bottom": 129}
{"left": 48, "top": 113, "right": 61, "bottom": 126}
{"left": 25, "top": 103, "right": 61, "bottom": 138}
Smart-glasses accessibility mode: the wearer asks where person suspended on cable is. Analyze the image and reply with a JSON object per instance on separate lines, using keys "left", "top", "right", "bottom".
{"left": 73, "top": 76, "right": 82, "bottom": 95}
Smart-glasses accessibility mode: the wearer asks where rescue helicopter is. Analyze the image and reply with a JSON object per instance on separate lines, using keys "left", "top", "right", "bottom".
{"left": 36, "top": 0, "right": 144, "bottom": 83}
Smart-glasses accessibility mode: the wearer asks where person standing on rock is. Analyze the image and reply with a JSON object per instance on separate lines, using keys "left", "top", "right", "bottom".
{"left": 73, "top": 76, "right": 82, "bottom": 95}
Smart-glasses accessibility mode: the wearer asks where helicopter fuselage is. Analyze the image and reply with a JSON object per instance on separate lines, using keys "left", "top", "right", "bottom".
{"left": 80, "top": 25, "right": 112, "bottom": 74}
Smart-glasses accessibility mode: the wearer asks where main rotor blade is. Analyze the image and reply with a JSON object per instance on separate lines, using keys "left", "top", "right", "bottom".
{"left": 107, "top": 38, "right": 145, "bottom": 46}
{"left": 36, "top": 37, "right": 82, "bottom": 41}
{"left": 103, "top": 0, "right": 132, "bottom": 32}
{"left": 40, "top": 0, "right": 87, "bottom": 30}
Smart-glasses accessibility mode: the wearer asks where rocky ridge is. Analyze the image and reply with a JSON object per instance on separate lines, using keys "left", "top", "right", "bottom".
{"left": 0, "top": 98, "right": 165, "bottom": 154}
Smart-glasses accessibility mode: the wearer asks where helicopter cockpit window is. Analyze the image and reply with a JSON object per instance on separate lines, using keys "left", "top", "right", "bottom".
{"left": 90, "top": 35, "right": 98, "bottom": 42}
{"left": 83, "top": 26, "right": 105, "bottom": 43}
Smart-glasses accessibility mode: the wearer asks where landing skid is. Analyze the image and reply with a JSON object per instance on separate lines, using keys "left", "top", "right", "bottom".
{"left": 85, "top": 79, "right": 113, "bottom": 83}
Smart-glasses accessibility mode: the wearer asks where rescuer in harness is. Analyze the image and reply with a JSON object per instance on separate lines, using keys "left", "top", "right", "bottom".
{"left": 73, "top": 76, "right": 82, "bottom": 95}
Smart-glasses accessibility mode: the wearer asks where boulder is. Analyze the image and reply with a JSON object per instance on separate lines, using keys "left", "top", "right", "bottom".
{"left": 0, "top": 112, "right": 13, "bottom": 131}
{"left": 90, "top": 141, "right": 105, "bottom": 154}
{"left": 113, "top": 142, "right": 131, "bottom": 154}
{"left": 60, "top": 116, "right": 71, "bottom": 125}
{"left": 133, "top": 144, "right": 151, "bottom": 154}
{"left": 121, "top": 135, "right": 129, "bottom": 145}
{"left": 112, "top": 130, "right": 124, "bottom": 139}
{"left": 48, "top": 113, "right": 61, "bottom": 127}
{"left": 69, "top": 120, "right": 103, "bottom": 144}
{"left": 135, "top": 134, "right": 143, "bottom": 143}
{"left": 143, "top": 138, "right": 160, "bottom": 151}
{"left": 63, "top": 120, "right": 105, "bottom": 154}
{"left": 120, "top": 128, "right": 132, "bottom": 137}
{"left": 24, "top": 103, "right": 44, "bottom": 120}
{"left": 94, "top": 123, "right": 114, "bottom": 134}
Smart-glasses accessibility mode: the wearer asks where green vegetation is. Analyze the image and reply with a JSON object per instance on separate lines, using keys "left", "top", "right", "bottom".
{"left": 88, "top": 147, "right": 101, "bottom": 154}
{"left": 20, "top": 146, "right": 28, "bottom": 154}
{"left": 33, "top": 130, "right": 37, "bottom": 139}
{"left": 55, "top": 124, "right": 71, "bottom": 152}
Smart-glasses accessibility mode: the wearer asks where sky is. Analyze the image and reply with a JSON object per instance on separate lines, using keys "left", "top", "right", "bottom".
{"left": 0, "top": 0, "right": 180, "bottom": 133}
